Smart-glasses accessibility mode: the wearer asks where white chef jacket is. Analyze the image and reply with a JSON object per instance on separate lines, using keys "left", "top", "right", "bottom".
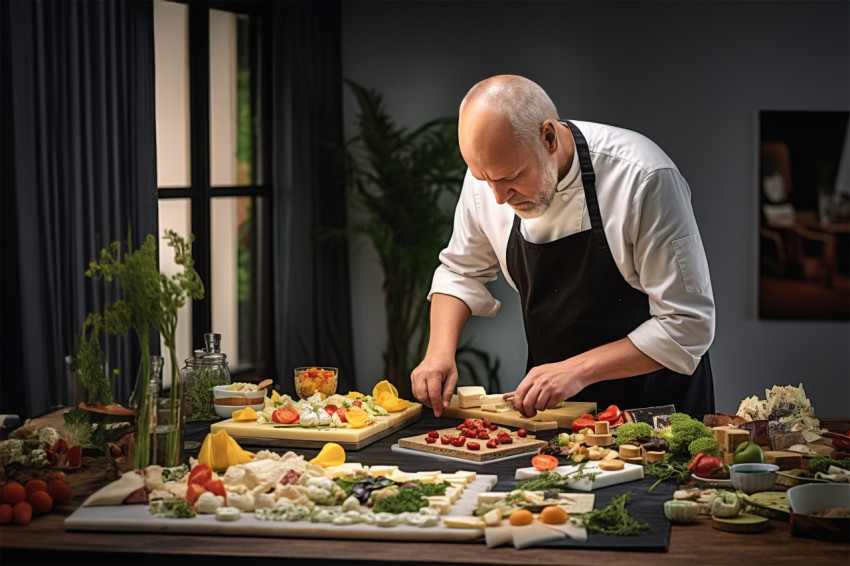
{"left": 429, "top": 120, "right": 715, "bottom": 375}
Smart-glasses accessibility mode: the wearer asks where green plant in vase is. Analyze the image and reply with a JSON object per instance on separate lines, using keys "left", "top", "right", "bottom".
{"left": 151, "top": 230, "right": 204, "bottom": 466}
{"left": 85, "top": 233, "right": 161, "bottom": 469}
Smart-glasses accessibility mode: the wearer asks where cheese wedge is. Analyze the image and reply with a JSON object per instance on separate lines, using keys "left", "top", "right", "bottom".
{"left": 455, "top": 470, "right": 477, "bottom": 482}
{"left": 482, "top": 508, "right": 502, "bottom": 526}
{"left": 367, "top": 465, "right": 398, "bottom": 477}
{"left": 478, "top": 491, "right": 509, "bottom": 504}
{"left": 443, "top": 515, "right": 485, "bottom": 529}
{"left": 537, "top": 521, "right": 589, "bottom": 542}
{"left": 457, "top": 386, "right": 486, "bottom": 408}
{"left": 512, "top": 522, "right": 566, "bottom": 549}
{"left": 485, "top": 525, "right": 514, "bottom": 548}
{"left": 445, "top": 486, "right": 461, "bottom": 503}
{"left": 427, "top": 496, "right": 452, "bottom": 514}
{"left": 81, "top": 472, "right": 145, "bottom": 507}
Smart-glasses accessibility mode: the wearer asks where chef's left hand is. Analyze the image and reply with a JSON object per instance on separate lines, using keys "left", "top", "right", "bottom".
{"left": 509, "top": 360, "right": 587, "bottom": 418}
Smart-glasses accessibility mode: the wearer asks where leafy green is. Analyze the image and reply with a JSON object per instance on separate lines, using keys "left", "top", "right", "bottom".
{"left": 615, "top": 422, "right": 654, "bottom": 446}
{"left": 408, "top": 480, "right": 450, "bottom": 497}
{"left": 809, "top": 455, "right": 850, "bottom": 475}
{"left": 664, "top": 413, "right": 714, "bottom": 454}
{"left": 63, "top": 407, "right": 93, "bottom": 447}
{"left": 575, "top": 492, "right": 651, "bottom": 536}
{"left": 515, "top": 463, "right": 600, "bottom": 491}
{"left": 161, "top": 464, "right": 190, "bottom": 482}
{"left": 149, "top": 498, "right": 196, "bottom": 519}
{"left": 643, "top": 457, "right": 692, "bottom": 492}
{"left": 688, "top": 437, "right": 721, "bottom": 458}
{"left": 372, "top": 486, "right": 429, "bottom": 514}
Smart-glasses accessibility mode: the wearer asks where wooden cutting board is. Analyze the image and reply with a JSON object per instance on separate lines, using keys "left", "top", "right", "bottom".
{"left": 440, "top": 396, "right": 596, "bottom": 432}
{"left": 398, "top": 426, "right": 546, "bottom": 462}
{"left": 210, "top": 403, "right": 422, "bottom": 450}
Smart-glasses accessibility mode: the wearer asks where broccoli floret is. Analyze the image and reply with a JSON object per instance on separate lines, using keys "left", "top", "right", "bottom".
{"left": 667, "top": 413, "right": 713, "bottom": 454}
{"left": 615, "top": 422, "right": 654, "bottom": 445}
{"left": 688, "top": 437, "right": 721, "bottom": 457}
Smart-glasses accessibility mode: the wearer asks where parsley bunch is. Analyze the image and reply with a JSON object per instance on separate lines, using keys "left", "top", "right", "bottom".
{"left": 576, "top": 492, "right": 651, "bottom": 536}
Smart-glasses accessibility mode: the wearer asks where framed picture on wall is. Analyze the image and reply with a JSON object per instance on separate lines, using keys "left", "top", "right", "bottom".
{"left": 758, "top": 110, "right": 850, "bottom": 320}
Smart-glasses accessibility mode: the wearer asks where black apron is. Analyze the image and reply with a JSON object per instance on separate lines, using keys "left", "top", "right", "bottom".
{"left": 505, "top": 120, "right": 714, "bottom": 418}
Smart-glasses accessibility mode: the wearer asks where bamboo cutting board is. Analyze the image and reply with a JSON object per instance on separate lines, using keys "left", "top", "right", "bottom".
{"left": 440, "top": 396, "right": 596, "bottom": 431}
{"left": 398, "top": 427, "right": 546, "bottom": 462}
{"left": 210, "top": 403, "right": 423, "bottom": 450}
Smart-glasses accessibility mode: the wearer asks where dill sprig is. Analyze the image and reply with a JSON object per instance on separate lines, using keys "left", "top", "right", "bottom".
{"left": 643, "top": 457, "right": 691, "bottom": 492}
{"left": 515, "top": 463, "right": 600, "bottom": 491}
{"left": 576, "top": 492, "right": 651, "bottom": 536}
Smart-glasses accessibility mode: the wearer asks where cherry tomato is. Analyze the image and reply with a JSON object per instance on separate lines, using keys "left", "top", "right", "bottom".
{"left": 489, "top": 424, "right": 499, "bottom": 431}
{"left": 477, "top": 431, "right": 490, "bottom": 440}
{"left": 482, "top": 419, "right": 492, "bottom": 428}
{"left": 500, "top": 436, "right": 513, "bottom": 444}
{"left": 427, "top": 430, "right": 439, "bottom": 439}
{"left": 188, "top": 464, "right": 212, "bottom": 487}
{"left": 467, "top": 442, "right": 480, "bottom": 451}
{"left": 335, "top": 407, "right": 347, "bottom": 423}
{"left": 425, "top": 437, "right": 437, "bottom": 444}
{"left": 486, "top": 439, "right": 500, "bottom": 449}
{"left": 353, "top": 400, "right": 363, "bottom": 408}
{"left": 272, "top": 407, "right": 300, "bottom": 424}
{"left": 441, "top": 434, "right": 453, "bottom": 445}
{"left": 532, "top": 454, "right": 560, "bottom": 471}
{"left": 324, "top": 404, "right": 338, "bottom": 416}
{"left": 451, "top": 436, "right": 466, "bottom": 447}
{"left": 517, "top": 428, "right": 528, "bottom": 438}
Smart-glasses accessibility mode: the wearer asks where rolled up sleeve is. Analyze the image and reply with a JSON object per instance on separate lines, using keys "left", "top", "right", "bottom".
{"left": 626, "top": 168, "right": 715, "bottom": 375}
{"left": 428, "top": 171, "right": 502, "bottom": 317}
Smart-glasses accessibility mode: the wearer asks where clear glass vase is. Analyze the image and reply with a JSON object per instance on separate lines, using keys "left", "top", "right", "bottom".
{"left": 131, "top": 355, "right": 163, "bottom": 468}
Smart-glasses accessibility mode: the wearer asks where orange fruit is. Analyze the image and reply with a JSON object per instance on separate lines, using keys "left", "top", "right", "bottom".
{"left": 27, "top": 490, "right": 53, "bottom": 514}
{"left": 46, "top": 479, "right": 72, "bottom": 503}
{"left": 12, "top": 501, "right": 32, "bottom": 526}
{"left": 2, "top": 481, "right": 27, "bottom": 505}
{"left": 509, "top": 508, "right": 534, "bottom": 526}
{"left": 24, "top": 479, "right": 47, "bottom": 496}
{"left": 539, "top": 505, "right": 568, "bottom": 525}
{"left": 0, "top": 503, "right": 12, "bottom": 524}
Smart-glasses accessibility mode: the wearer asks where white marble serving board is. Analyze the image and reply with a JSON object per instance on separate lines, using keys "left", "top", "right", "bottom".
{"left": 64, "top": 474, "right": 498, "bottom": 542}
{"left": 514, "top": 462, "right": 644, "bottom": 491}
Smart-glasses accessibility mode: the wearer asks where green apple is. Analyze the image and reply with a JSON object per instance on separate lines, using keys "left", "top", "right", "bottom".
{"left": 733, "top": 441, "right": 765, "bottom": 464}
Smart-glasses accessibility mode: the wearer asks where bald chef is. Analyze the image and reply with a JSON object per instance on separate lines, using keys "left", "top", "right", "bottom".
{"left": 411, "top": 75, "right": 715, "bottom": 420}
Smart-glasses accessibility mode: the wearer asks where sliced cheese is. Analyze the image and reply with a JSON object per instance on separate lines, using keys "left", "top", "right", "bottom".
{"left": 482, "top": 508, "right": 502, "bottom": 526}
{"left": 478, "top": 491, "right": 509, "bottom": 504}
{"left": 485, "top": 525, "right": 514, "bottom": 548}
{"left": 437, "top": 473, "right": 469, "bottom": 487}
{"left": 457, "top": 386, "right": 487, "bottom": 408}
{"left": 367, "top": 465, "right": 398, "bottom": 478}
{"left": 443, "top": 515, "right": 485, "bottom": 529}
{"left": 81, "top": 471, "right": 145, "bottom": 507}
{"left": 481, "top": 404, "right": 511, "bottom": 413}
{"left": 512, "top": 522, "right": 566, "bottom": 549}
{"left": 427, "top": 496, "right": 452, "bottom": 514}
{"left": 537, "top": 521, "right": 589, "bottom": 542}
{"left": 445, "top": 486, "right": 461, "bottom": 503}
{"left": 455, "top": 470, "right": 477, "bottom": 482}
{"left": 412, "top": 470, "right": 441, "bottom": 483}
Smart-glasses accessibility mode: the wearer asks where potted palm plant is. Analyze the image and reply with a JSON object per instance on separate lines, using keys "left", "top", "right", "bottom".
{"left": 341, "top": 80, "right": 501, "bottom": 398}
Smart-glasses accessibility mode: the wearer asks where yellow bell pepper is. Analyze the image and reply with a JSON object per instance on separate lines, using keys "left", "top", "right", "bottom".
{"left": 310, "top": 442, "right": 346, "bottom": 467}
{"left": 371, "top": 380, "right": 398, "bottom": 399}
{"left": 345, "top": 406, "right": 373, "bottom": 428}
{"left": 376, "top": 390, "right": 411, "bottom": 413}
{"left": 345, "top": 391, "right": 365, "bottom": 400}
{"left": 231, "top": 407, "right": 259, "bottom": 422}
{"left": 198, "top": 429, "right": 254, "bottom": 471}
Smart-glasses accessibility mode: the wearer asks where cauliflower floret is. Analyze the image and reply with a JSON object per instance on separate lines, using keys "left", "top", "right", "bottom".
{"left": 0, "top": 439, "right": 26, "bottom": 466}
{"left": 307, "top": 485, "right": 337, "bottom": 506}
{"left": 227, "top": 491, "right": 256, "bottom": 511}
{"left": 341, "top": 495, "right": 362, "bottom": 513}
{"left": 194, "top": 491, "right": 225, "bottom": 514}
{"left": 304, "top": 476, "right": 336, "bottom": 491}
{"left": 37, "top": 427, "right": 62, "bottom": 448}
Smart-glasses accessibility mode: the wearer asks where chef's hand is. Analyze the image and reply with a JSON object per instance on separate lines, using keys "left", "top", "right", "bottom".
{"left": 509, "top": 360, "right": 587, "bottom": 418}
{"left": 411, "top": 356, "right": 458, "bottom": 418}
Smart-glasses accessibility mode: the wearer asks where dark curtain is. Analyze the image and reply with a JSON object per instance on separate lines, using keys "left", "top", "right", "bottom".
{"left": 269, "top": 1, "right": 357, "bottom": 395}
{"left": 1, "top": 0, "right": 158, "bottom": 419}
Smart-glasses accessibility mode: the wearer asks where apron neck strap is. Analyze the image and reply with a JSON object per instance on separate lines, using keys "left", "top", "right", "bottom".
{"left": 564, "top": 120, "right": 608, "bottom": 251}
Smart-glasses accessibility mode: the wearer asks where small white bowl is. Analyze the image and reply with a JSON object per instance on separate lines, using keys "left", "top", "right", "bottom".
{"left": 730, "top": 463, "right": 779, "bottom": 493}
{"left": 787, "top": 483, "right": 850, "bottom": 514}
{"left": 212, "top": 385, "right": 266, "bottom": 419}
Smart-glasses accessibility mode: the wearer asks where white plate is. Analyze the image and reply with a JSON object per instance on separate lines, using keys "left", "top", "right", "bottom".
{"left": 691, "top": 473, "right": 732, "bottom": 488}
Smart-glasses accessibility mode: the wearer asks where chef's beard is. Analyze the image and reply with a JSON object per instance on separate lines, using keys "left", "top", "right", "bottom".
{"left": 509, "top": 154, "right": 559, "bottom": 220}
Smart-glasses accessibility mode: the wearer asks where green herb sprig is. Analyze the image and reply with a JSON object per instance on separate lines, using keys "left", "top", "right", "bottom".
{"left": 575, "top": 492, "right": 651, "bottom": 536}
{"left": 644, "top": 457, "right": 691, "bottom": 492}
{"left": 515, "top": 463, "right": 600, "bottom": 491}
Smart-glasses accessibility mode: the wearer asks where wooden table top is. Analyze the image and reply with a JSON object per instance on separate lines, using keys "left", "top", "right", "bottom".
{"left": 1, "top": 412, "right": 848, "bottom": 565}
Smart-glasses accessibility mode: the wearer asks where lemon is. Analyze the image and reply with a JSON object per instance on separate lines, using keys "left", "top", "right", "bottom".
{"left": 372, "top": 380, "right": 398, "bottom": 399}
{"left": 310, "top": 442, "right": 346, "bottom": 467}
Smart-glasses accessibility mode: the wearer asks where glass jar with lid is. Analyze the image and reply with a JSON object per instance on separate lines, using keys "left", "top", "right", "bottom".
{"left": 182, "top": 333, "right": 231, "bottom": 421}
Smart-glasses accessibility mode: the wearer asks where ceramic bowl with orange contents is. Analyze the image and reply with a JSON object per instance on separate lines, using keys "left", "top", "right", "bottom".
{"left": 294, "top": 367, "right": 338, "bottom": 399}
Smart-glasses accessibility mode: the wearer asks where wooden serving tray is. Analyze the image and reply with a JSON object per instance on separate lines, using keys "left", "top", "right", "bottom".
{"left": 440, "top": 396, "right": 596, "bottom": 431}
{"left": 398, "top": 426, "right": 546, "bottom": 463}
{"left": 210, "top": 404, "right": 423, "bottom": 450}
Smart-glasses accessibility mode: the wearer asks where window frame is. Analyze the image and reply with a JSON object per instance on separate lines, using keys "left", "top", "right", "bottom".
{"left": 156, "top": 0, "right": 273, "bottom": 381}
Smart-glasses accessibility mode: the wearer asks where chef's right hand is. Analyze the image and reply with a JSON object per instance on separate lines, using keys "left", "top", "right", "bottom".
{"left": 411, "top": 356, "right": 458, "bottom": 417}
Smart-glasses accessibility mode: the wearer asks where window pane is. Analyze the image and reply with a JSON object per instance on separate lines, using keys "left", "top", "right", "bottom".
{"left": 154, "top": 0, "right": 190, "bottom": 188}
{"left": 157, "top": 199, "right": 193, "bottom": 389}
{"left": 210, "top": 9, "right": 254, "bottom": 187}
{"left": 210, "top": 197, "right": 265, "bottom": 371}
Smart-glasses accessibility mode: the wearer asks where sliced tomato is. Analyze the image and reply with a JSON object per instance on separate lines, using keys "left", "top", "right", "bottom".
{"left": 324, "top": 404, "right": 338, "bottom": 416}
{"left": 188, "top": 464, "right": 212, "bottom": 487}
{"left": 336, "top": 407, "right": 347, "bottom": 423}
{"left": 272, "top": 407, "right": 300, "bottom": 424}
{"left": 532, "top": 454, "right": 560, "bottom": 471}
{"left": 186, "top": 483, "right": 207, "bottom": 506}
{"left": 352, "top": 400, "right": 363, "bottom": 408}
{"left": 204, "top": 479, "right": 227, "bottom": 504}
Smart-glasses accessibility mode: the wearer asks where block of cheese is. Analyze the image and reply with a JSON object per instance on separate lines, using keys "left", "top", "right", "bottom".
{"left": 427, "top": 496, "right": 452, "bottom": 514}
{"left": 585, "top": 433, "right": 614, "bottom": 446}
{"left": 478, "top": 492, "right": 510, "bottom": 504}
{"left": 713, "top": 426, "right": 733, "bottom": 447}
{"left": 367, "top": 465, "right": 398, "bottom": 478}
{"left": 482, "top": 508, "right": 502, "bottom": 526}
{"left": 443, "top": 516, "right": 485, "bottom": 529}
{"left": 594, "top": 421, "right": 610, "bottom": 435}
{"left": 438, "top": 473, "right": 469, "bottom": 487}
{"left": 764, "top": 450, "right": 803, "bottom": 470}
{"left": 619, "top": 444, "right": 642, "bottom": 459}
{"left": 455, "top": 470, "right": 477, "bottom": 483}
{"left": 724, "top": 429, "right": 751, "bottom": 453}
{"left": 457, "top": 386, "right": 487, "bottom": 408}
{"left": 445, "top": 486, "right": 461, "bottom": 503}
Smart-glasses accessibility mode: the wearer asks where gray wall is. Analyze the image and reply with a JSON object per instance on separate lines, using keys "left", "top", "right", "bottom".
{"left": 341, "top": 1, "right": 850, "bottom": 416}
